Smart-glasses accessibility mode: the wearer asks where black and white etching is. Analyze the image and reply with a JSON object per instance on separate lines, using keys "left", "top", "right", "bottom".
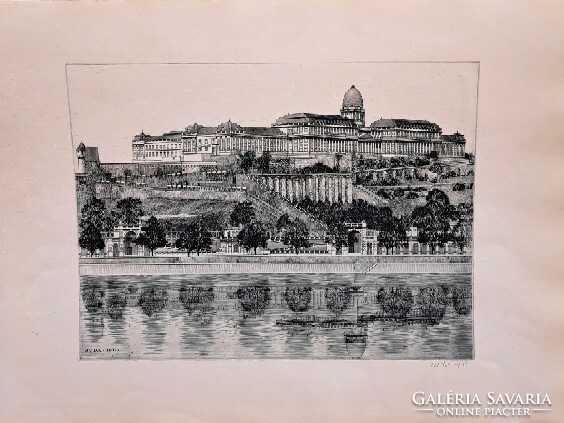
{"left": 71, "top": 63, "right": 477, "bottom": 360}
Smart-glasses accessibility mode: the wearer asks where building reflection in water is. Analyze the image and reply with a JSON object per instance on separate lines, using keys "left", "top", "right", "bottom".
{"left": 80, "top": 274, "right": 473, "bottom": 359}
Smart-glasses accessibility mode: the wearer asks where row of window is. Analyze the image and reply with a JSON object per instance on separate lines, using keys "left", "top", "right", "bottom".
{"left": 145, "top": 143, "right": 182, "bottom": 150}
{"left": 288, "top": 126, "right": 357, "bottom": 136}
{"left": 145, "top": 151, "right": 179, "bottom": 158}
{"left": 359, "top": 141, "right": 465, "bottom": 155}
{"left": 372, "top": 130, "right": 441, "bottom": 139}
{"left": 135, "top": 139, "right": 463, "bottom": 158}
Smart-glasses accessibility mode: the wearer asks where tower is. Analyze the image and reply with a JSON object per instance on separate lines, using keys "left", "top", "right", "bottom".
{"left": 76, "top": 142, "right": 86, "bottom": 174}
{"left": 340, "top": 85, "right": 365, "bottom": 128}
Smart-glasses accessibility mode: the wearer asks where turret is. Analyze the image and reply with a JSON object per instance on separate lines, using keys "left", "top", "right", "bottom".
{"left": 76, "top": 142, "right": 86, "bottom": 174}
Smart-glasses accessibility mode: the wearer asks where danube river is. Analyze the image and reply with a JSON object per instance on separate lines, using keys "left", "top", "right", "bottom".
{"left": 80, "top": 273, "right": 473, "bottom": 360}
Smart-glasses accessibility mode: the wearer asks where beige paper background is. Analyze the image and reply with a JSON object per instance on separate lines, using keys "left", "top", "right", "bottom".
{"left": 0, "top": 2, "right": 563, "bottom": 422}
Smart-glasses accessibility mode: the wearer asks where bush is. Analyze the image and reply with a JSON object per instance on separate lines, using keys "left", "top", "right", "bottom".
{"left": 377, "top": 189, "right": 391, "bottom": 199}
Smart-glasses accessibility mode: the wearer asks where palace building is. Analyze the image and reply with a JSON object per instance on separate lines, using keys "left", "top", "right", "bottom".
{"left": 130, "top": 85, "right": 466, "bottom": 166}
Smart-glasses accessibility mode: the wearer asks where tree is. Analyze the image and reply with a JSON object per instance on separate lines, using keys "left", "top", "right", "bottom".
{"left": 275, "top": 213, "right": 292, "bottom": 232}
{"left": 238, "top": 151, "right": 256, "bottom": 174}
{"left": 200, "top": 212, "right": 227, "bottom": 232}
{"left": 115, "top": 197, "right": 144, "bottom": 226}
{"left": 464, "top": 152, "right": 475, "bottom": 164}
{"left": 78, "top": 197, "right": 113, "bottom": 256}
{"left": 451, "top": 221, "right": 471, "bottom": 253}
{"left": 79, "top": 221, "right": 106, "bottom": 256}
{"left": 230, "top": 201, "right": 255, "bottom": 226}
{"left": 257, "top": 151, "right": 272, "bottom": 173}
{"left": 412, "top": 189, "right": 458, "bottom": 254}
{"left": 135, "top": 216, "right": 167, "bottom": 256}
{"left": 282, "top": 219, "right": 310, "bottom": 254}
{"left": 284, "top": 286, "right": 312, "bottom": 313}
{"left": 80, "top": 197, "right": 114, "bottom": 232}
{"left": 376, "top": 286, "right": 414, "bottom": 318}
{"left": 175, "top": 218, "right": 212, "bottom": 256}
{"left": 377, "top": 217, "right": 407, "bottom": 254}
{"left": 298, "top": 162, "right": 335, "bottom": 174}
{"left": 237, "top": 222, "right": 269, "bottom": 254}
{"left": 326, "top": 223, "right": 348, "bottom": 255}
{"left": 175, "top": 231, "right": 197, "bottom": 256}
{"left": 425, "top": 189, "right": 451, "bottom": 211}
{"left": 417, "top": 225, "right": 449, "bottom": 254}
{"left": 457, "top": 203, "right": 474, "bottom": 220}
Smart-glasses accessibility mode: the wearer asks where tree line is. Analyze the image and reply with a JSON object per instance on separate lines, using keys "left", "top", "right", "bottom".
{"left": 295, "top": 189, "right": 471, "bottom": 254}
{"left": 79, "top": 187, "right": 470, "bottom": 256}
{"left": 78, "top": 196, "right": 216, "bottom": 256}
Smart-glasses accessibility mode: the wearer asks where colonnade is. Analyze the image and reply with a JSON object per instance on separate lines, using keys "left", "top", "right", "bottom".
{"left": 357, "top": 140, "right": 465, "bottom": 157}
{"left": 258, "top": 173, "right": 353, "bottom": 204}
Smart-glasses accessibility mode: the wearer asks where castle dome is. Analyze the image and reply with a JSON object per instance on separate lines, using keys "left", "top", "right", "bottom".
{"left": 342, "top": 85, "right": 363, "bottom": 108}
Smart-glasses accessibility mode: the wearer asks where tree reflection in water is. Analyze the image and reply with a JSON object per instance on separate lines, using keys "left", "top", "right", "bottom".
{"left": 284, "top": 286, "right": 312, "bottom": 313}
{"left": 235, "top": 286, "right": 271, "bottom": 317}
{"left": 324, "top": 286, "right": 352, "bottom": 317}
{"left": 82, "top": 287, "right": 104, "bottom": 313}
{"left": 179, "top": 285, "right": 215, "bottom": 316}
{"left": 451, "top": 286, "right": 472, "bottom": 315}
{"left": 138, "top": 287, "right": 168, "bottom": 317}
{"left": 416, "top": 286, "right": 448, "bottom": 318}
{"left": 376, "top": 286, "right": 414, "bottom": 318}
{"left": 106, "top": 293, "right": 127, "bottom": 319}
{"left": 79, "top": 275, "right": 474, "bottom": 359}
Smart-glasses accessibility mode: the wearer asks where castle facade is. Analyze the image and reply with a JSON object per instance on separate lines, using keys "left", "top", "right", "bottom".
{"left": 131, "top": 85, "right": 466, "bottom": 168}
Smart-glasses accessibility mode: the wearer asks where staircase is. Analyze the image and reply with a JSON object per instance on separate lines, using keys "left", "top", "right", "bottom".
{"left": 244, "top": 176, "right": 328, "bottom": 233}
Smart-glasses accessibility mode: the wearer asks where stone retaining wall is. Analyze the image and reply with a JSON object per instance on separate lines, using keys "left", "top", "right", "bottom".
{"left": 79, "top": 258, "right": 472, "bottom": 275}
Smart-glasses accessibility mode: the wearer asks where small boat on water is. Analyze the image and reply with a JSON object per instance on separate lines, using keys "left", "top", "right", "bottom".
{"left": 275, "top": 315, "right": 318, "bottom": 327}
{"left": 344, "top": 331, "right": 368, "bottom": 343}
{"left": 276, "top": 315, "right": 316, "bottom": 336}
{"left": 344, "top": 328, "right": 367, "bottom": 358}
{"left": 319, "top": 318, "right": 357, "bottom": 329}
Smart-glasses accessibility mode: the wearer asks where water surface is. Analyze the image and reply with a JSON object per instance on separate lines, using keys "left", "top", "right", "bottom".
{"left": 80, "top": 273, "right": 473, "bottom": 360}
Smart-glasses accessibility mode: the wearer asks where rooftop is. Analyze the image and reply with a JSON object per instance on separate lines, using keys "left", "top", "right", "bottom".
{"left": 370, "top": 118, "right": 441, "bottom": 131}
{"left": 274, "top": 113, "right": 355, "bottom": 126}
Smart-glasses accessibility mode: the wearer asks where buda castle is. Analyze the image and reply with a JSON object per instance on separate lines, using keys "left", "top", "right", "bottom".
{"left": 131, "top": 85, "right": 466, "bottom": 168}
